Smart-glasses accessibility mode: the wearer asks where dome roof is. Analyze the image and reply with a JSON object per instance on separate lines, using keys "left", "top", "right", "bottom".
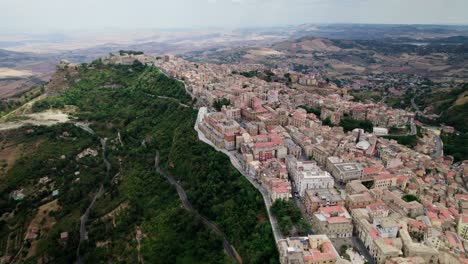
{"left": 356, "top": 140, "right": 370, "bottom": 150}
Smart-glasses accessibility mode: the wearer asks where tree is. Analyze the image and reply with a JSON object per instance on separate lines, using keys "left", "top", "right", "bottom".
{"left": 213, "top": 98, "right": 230, "bottom": 111}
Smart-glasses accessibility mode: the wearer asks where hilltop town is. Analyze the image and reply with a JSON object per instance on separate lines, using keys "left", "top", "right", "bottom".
{"left": 0, "top": 49, "right": 467, "bottom": 263}
{"left": 156, "top": 54, "right": 468, "bottom": 264}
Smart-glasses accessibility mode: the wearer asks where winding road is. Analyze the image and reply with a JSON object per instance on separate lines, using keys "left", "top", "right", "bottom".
{"left": 411, "top": 97, "right": 443, "bottom": 158}
{"left": 76, "top": 138, "right": 109, "bottom": 264}
{"left": 154, "top": 151, "right": 242, "bottom": 264}
{"left": 411, "top": 97, "right": 423, "bottom": 116}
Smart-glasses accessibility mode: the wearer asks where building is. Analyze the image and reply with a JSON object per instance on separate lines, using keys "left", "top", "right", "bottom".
{"left": 457, "top": 214, "right": 468, "bottom": 240}
{"left": 407, "top": 219, "right": 427, "bottom": 238}
{"left": 328, "top": 162, "right": 363, "bottom": 183}
{"left": 304, "top": 188, "right": 343, "bottom": 216}
{"left": 366, "top": 202, "right": 390, "bottom": 219}
{"left": 444, "top": 231, "right": 465, "bottom": 257}
{"left": 373, "top": 127, "right": 389, "bottom": 136}
{"left": 289, "top": 109, "right": 308, "bottom": 128}
{"left": 12, "top": 189, "right": 25, "bottom": 201}
{"left": 387, "top": 257, "right": 426, "bottom": 264}
{"left": 241, "top": 133, "right": 287, "bottom": 161}
{"left": 345, "top": 180, "right": 368, "bottom": 195}
{"left": 346, "top": 191, "right": 374, "bottom": 210}
{"left": 267, "top": 179, "right": 292, "bottom": 202}
{"left": 284, "top": 138, "right": 302, "bottom": 159}
{"left": 199, "top": 112, "right": 241, "bottom": 150}
{"left": 352, "top": 208, "right": 403, "bottom": 264}
{"left": 221, "top": 105, "right": 241, "bottom": 121}
{"left": 371, "top": 239, "right": 403, "bottom": 264}
{"left": 312, "top": 206, "right": 353, "bottom": 239}
{"left": 286, "top": 155, "right": 334, "bottom": 197}
{"left": 399, "top": 226, "right": 439, "bottom": 264}
{"left": 372, "top": 174, "right": 399, "bottom": 189}
{"left": 278, "top": 235, "right": 340, "bottom": 264}
{"left": 310, "top": 145, "right": 329, "bottom": 165}
{"left": 382, "top": 190, "right": 424, "bottom": 218}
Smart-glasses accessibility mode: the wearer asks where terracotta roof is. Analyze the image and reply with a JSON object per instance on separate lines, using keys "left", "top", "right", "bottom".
{"left": 363, "top": 167, "right": 383, "bottom": 174}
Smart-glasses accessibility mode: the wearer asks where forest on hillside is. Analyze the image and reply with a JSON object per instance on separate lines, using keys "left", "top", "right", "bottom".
{"left": 1, "top": 60, "right": 277, "bottom": 263}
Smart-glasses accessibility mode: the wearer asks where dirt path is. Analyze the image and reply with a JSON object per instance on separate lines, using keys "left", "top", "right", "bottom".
{"left": 0, "top": 94, "right": 46, "bottom": 122}
{"left": 135, "top": 227, "right": 144, "bottom": 264}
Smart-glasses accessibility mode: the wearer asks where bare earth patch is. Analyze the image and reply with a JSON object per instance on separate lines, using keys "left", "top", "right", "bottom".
{"left": 25, "top": 200, "right": 60, "bottom": 259}
{"left": 248, "top": 48, "right": 283, "bottom": 56}
{"left": 453, "top": 90, "right": 468, "bottom": 107}
{"left": 0, "top": 68, "right": 33, "bottom": 78}
{"left": 0, "top": 110, "right": 73, "bottom": 131}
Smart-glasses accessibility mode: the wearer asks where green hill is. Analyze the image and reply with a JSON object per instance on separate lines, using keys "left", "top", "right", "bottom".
{"left": 1, "top": 60, "right": 277, "bottom": 263}
{"left": 440, "top": 87, "right": 468, "bottom": 132}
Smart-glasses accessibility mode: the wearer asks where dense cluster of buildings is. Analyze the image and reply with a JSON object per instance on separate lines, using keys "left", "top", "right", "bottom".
{"left": 158, "top": 56, "right": 468, "bottom": 264}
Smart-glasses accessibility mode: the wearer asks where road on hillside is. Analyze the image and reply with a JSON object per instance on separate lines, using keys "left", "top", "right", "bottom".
{"left": 76, "top": 138, "right": 108, "bottom": 264}
{"left": 411, "top": 97, "right": 444, "bottom": 158}
{"left": 194, "top": 107, "right": 284, "bottom": 244}
{"left": 154, "top": 151, "right": 242, "bottom": 264}
{"left": 432, "top": 133, "right": 444, "bottom": 158}
{"left": 411, "top": 97, "right": 423, "bottom": 115}
{"left": 159, "top": 69, "right": 211, "bottom": 108}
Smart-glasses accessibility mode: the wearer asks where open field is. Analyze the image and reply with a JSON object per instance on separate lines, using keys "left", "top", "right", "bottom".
{"left": 0, "top": 68, "right": 33, "bottom": 78}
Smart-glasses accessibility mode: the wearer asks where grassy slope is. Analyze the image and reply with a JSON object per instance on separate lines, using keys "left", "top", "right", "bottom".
{"left": 417, "top": 84, "right": 468, "bottom": 132}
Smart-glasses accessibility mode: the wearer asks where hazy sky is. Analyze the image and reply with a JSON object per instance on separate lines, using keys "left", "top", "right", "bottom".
{"left": 2, "top": 0, "right": 468, "bottom": 33}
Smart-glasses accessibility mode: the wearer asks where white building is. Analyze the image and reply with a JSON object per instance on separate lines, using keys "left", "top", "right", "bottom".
{"left": 373, "top": 127, "right": 389, "bottom": 136}
{"left": 286, "top": 155, "right": 334, "bottom": 197}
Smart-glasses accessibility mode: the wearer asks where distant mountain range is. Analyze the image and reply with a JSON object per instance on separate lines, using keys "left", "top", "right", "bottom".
{"left": 2, "top": 23, "right": 468, "bottom": 98}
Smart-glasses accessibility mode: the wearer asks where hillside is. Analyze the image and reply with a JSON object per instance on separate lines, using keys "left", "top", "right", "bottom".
{"left": 0, "top": 60, "right": 277, "bottom": 263}
{"left": 0, "top": 49, "right": 56, "bottom": 100}
{"left": 415, "top": 83, "right": 468, "bottom": 132}
{"left": 441, "top": 89, "right": 468, "bottom": 132}
{"left": 183, "top": 35, "right": 468, "bottom": 82}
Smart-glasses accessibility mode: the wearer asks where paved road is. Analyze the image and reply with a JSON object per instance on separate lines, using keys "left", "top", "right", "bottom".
{"left": 351, "top": 236, "right": 374, "bottom": 264}
{"left": 76, "top": 138, "right": 108, "bottom": 264}
{"left": 154, "top": 151, "right": 242, "bottom": 264}
{"left": 411, "top": 97, "right": 423, "bottom": 116}
{"left": 432, "top": 133, "right": 444, "bottom": 158}
{"left": 411, "top": 97, "right": 444, "bottom": 158}
{"left": 156, "top": 95, "right": 191, "bottom": 108}
{"left": 409, "top": 120, "right": 417, "bottom": 136}
{"left": 140, "top": 88, "right": 192, "bottom": 109}
{"left": 194, "top": 107, "right": 284, "bottom": 244}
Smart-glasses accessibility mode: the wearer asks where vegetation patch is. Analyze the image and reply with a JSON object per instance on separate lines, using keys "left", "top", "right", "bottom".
{"left": 441, "top": 131, "right": 468, "bottom": 162}
{"left": 271, "top": 199, "right": 310, "bottom": 237}
{"left": 339, "top": 117, "right": 373, "bottom": 133}
{"left": 402, "top": 194, "right": 421, "bottom": 203}
{"left": 382, "top": 134, "right": 418, "bottom": 148}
